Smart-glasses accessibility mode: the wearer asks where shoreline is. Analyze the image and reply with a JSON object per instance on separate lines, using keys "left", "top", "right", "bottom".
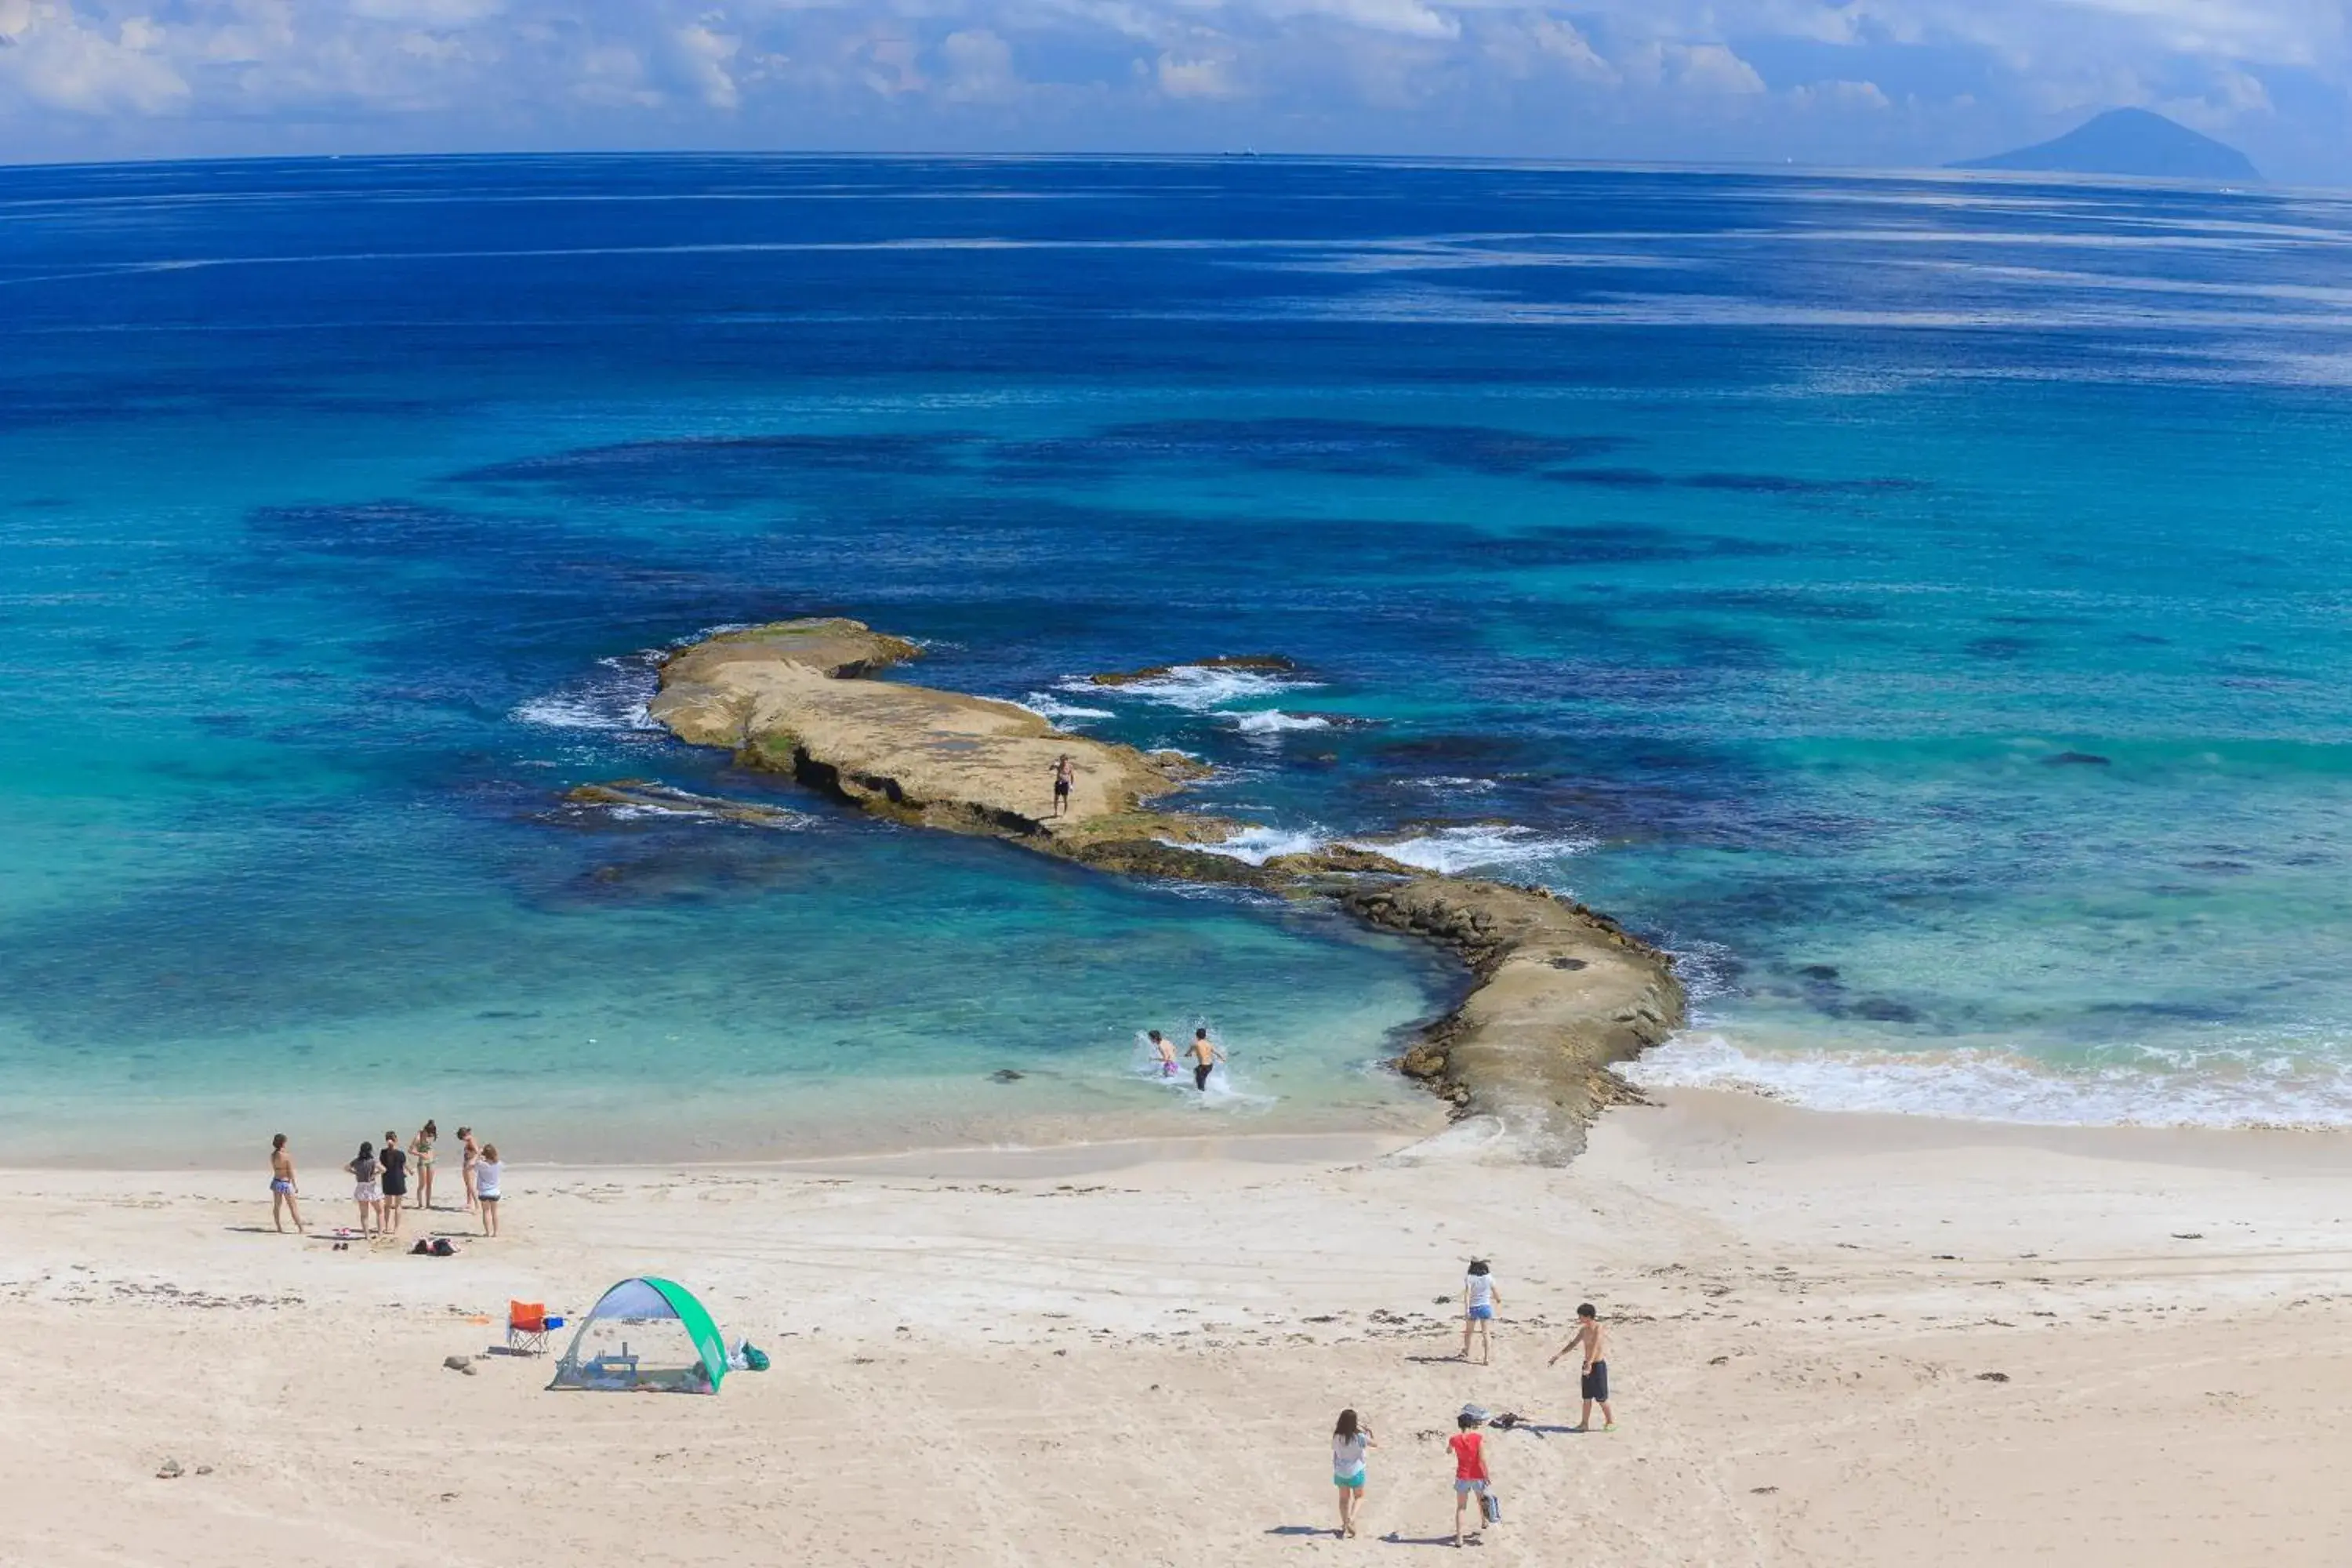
{"left": 633, "top": 619, "right": 1687, "bottom": 1163}
{"left": 17, "top": 1082, "right": 2352, "bottom": 1175}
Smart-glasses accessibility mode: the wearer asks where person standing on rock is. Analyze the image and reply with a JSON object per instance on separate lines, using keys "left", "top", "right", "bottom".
{"left": 1051, "top": 753, "right": 1075, "bottom": 817}
{"left": 1189, "top": 1027, "right": 1224, "bottom": 1092}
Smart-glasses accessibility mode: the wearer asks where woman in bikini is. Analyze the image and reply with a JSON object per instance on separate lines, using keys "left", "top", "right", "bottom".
{"left": 268, "top": 1134, "right": 304, "bottom": 1234}
{"left": 459, "top": 1126, "right": 479, "bottom": 1212}
{"left": 411, "top": 1120, "right": 437, "bottom": 1211}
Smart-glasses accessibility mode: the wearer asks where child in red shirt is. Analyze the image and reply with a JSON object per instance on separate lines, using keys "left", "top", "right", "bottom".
{"left": 1448, "top": 1412, "right": 1494, "bottom": 1546}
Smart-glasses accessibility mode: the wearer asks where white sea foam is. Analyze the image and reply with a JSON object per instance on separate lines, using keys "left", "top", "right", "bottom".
{"left": 1229, "top": 709, "right": 1330, "bottom": 735}
{"left": 1175, "top": 825, "right": 1328, "bottom": 866}
{"left": 1066, "top": 665, "right": 1320, "bottom": 713}
{"left": 1628, "top": 1032, "right": 2352, "bottom": 1130}
{"left": 1348, "top": 824, "right": 1595, "bottom": 875}
{"left": 1124, "top": 1028, "right": 1275, "bottom": 1109}
{"left": 1016, "top": 691, "right": 1117, "bottom": 724}
{"left": 510, "top": 655, "right": 661, "bottom": 732}
{"left": 1397, "top": 775, "right": 1501, "bottom": 794}
{"left": 590, "top": 802, "right": 809, "bottom": 829}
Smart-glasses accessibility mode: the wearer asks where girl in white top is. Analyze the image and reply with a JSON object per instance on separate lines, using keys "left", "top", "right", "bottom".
{"left": 1330, "top": 1408, "right": 1374, "bottom": 1538}
{"left": 474, "top": 1144, "right": 504, "bottom": 1237}
{"left": 1461, "top": 1259, "right": 1501, "bottom": 1365}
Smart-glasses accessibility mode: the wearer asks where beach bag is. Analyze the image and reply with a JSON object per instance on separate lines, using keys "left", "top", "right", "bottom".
{"left": 1481, "top": 1491, "right": 1502, "bottom": 1525}
{"left": 742, "top": 1343, "right": 771, "bottom": 1372}
{"left": 431, "top": 1237, "right": 456, "bottom": 1257}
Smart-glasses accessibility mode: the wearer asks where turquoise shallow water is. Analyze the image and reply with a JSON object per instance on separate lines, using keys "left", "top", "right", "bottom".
{"left": 6, "top": 155, "right": 2352, "bottom": 1160}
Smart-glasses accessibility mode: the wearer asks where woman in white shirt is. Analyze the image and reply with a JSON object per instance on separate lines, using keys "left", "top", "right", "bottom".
{"left": 1330, "top": 1407, "right": 1374, "bottom": 1538}
{"left": 474, "top": 1143, "right": 504, "bottom": 1236}
{"left": 1461, "top": 1259, "right": 1501, "bottom": 1365}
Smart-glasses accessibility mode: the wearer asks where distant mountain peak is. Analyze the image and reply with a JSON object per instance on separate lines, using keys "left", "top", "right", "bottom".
{"left": 1953, "top": 108, "right": 2261, "bottom": 183}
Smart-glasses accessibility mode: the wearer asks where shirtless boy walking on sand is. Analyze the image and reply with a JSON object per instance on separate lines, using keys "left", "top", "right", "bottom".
{"left": 1548, "top": 1301, "right": 1615, "bottom": 1432}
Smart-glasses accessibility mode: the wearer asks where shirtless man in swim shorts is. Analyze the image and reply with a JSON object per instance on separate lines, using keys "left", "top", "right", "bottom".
{"left": 1548, "top": 1301, "right": 1615, "bottom": 1432}
{"left": 1051, "top": 754, "right": 1074, "bottom": 818}
{"left": 1149, "top": 1029, "right": 1178, "bottom": 1079}
{"left": 268, "top": 1134, "right": 304, "bottom": 1234}
{"left": 1189, "top": 1027, "right": 1224, "bottom": 1091}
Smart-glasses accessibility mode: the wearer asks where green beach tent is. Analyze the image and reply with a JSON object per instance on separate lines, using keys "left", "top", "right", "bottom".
{"left": 547, "top": 1276, "right": 729, "bottom": 1394}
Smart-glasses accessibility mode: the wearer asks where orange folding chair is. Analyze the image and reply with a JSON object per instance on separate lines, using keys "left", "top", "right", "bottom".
{"left": 507, "top": 1301, "right": 550, "bottom": 1355}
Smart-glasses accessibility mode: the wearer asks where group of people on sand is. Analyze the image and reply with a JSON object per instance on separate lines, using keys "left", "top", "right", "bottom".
{"left": 1327, "top": 1261, "right": 1617, "bottom": 1548}
{"left": 1146, "top": 1026, "right": 1225, "bottom": 1091}
{"left": 267, "top": 1122, "right": 505, "bottom": 1241}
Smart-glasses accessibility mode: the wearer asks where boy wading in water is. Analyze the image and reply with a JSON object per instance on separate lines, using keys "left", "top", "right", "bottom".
{"left": 1189, "top": 1027, "right": 1224, "bottom": 1092}
{"left": 1051, "top": 753, "right": 1075, "bottom": 818}
{"left": 1549, "top": 1301, "right": 1615, "bottom": 1432}
{"left": 1149, "top": 1029, "right": 1178, "bottom": 1079}
{"left": 268, "top": 1134, "right": 304, "bottom": 1234}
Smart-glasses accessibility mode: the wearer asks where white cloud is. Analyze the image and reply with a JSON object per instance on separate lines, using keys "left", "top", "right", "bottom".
{"left": 1795, "top": 77, "right": 1892, "bottom": 110}
{"left": 343, "top": 0, "right": 508, "bottom": 24}
{"left": 1157, "top": 50, "right": 1241, "bottom": 98}
{"left": 0, "top": 5, "right": 192, "bottom": 115}
{"left": 938, "top": 26, "right": 1016, "bottom": 100}
{"left": 674, "top": 19, "right": 742, "bottom": 108}
{"left": 1254, "top": 0, "right": 1460, "bottom": 42}
{"left": 0, "top": 0, "right": 2341, "bottom": 178}
{"left": 1530, "top": 16, "right": 1615, "bottom": 83}
{"left": 1625, "top": 39, "right": 1769, "bottom": 95}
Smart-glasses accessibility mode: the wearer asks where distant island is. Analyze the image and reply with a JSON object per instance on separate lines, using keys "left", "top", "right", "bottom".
{"left": 1952, "top": 107, "right": 2260, "bottom": 182}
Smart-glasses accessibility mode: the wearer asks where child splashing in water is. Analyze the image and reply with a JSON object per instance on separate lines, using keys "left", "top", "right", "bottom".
{"left": 1189, "top": 1026, "right": 1225, "bottom": 1093}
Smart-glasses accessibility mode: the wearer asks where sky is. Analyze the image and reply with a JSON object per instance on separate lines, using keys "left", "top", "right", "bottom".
{"left": 0, "top": 2, "right": 2347, "bottom": 182}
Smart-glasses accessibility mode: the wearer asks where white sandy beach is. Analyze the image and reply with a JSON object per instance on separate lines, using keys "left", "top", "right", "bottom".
{"left": 4, "top": 1091, "right": 2350, "bottom": 1566}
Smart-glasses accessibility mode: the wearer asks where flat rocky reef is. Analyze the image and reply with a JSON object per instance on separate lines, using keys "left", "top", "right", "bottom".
{"left": 624, "top": 617, "right": 1685, "bottom": 1162}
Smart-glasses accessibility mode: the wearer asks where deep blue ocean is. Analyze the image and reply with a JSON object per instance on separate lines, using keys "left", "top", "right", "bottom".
{"left": 6, "top": 154, "right": 2352, "bottom": 1162}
